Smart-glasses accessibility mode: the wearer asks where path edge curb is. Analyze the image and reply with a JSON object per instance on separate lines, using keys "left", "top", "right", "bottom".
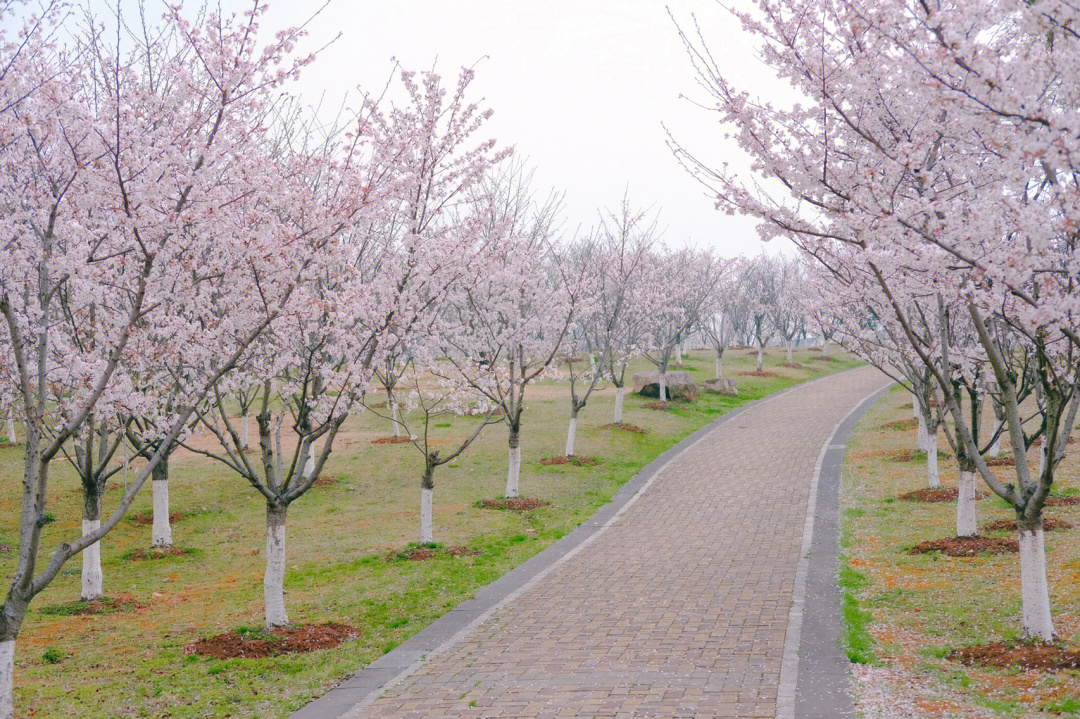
{"left": 777, "top": 377, "right": 893, "bottom": 719}
{"left": 292, "top": 366, "right": 875, "bottom": 719}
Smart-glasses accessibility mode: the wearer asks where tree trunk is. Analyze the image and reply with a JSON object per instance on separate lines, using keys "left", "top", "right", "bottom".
{"left": 912, "top": 397, "right": 919, "bottom": 421}
{"left": 264, "top": 503, "right": 289, "bottom": 627}
{"left": 81, "top": 491, "right": 103, "bottom": 601}
{"left": 956, "top": 470, "right": 977, "bottom": 537}
{"left": 786, "top": 340, "right": 793, "bottom": 363}
{"left": 4, "top": 417, "right": 13, "bottom": 444}
{"left": 0, "top": 638, "right": 12, "bottom": 719}
{"left": 917, "top": 413, "right": 929, "bottom": 452}
{"left": 304, "top": 451, "right": 316, "bottom": 481}
{"left": 658, "top": 372, "right": 668, "bottom": 402}
{"left": 420, "top": 486, "right": 433, "bottom": 544}
{"left": 391, "top": 401, "right": 400, "bottom": 438}
{"left": 756, "top": 345, "right": 764, "bottom": 372}
{"left": 715, "top": 351, "right": 723, "bottom": 379}
{"left": 675, "top": 342, "right": 683, "bottom": 366}
{"left": 1019, "top": 520, "right": 1055, "bottom": 641}
{"left": 989, "top": 431, "right": 1001, "bottom": 458}
{"left": 926, "top": 433, "right": 941, "bottom": 489}
{"left": 151, "top": 455, "right": 172, "bottom": 548}
{"left": 614, "top": 386, "right": 624, "bottom": 424}
{"left": 823, "top": 339, "right": 830, "bottom": 357}
{"left": 565, "top": 408, "right": 579, "bottom": 457}
{"left": 505, "top": 429, "right": 521, "bottom": 498}
{"left": 242, "top": 413, "right": 249, "bottom": 450}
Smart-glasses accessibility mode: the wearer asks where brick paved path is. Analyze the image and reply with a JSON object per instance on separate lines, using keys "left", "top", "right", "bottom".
{"left": 358, "top": 367, "right": 887, "bottom": 718}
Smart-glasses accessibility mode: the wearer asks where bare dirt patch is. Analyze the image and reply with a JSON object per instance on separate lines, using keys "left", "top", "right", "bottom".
{"left": 312, "top": 475, "right": 337, "bottom": 487}
{"left": 781, "top": 362, "right": 805, "bottom": 369}
{"left": 898, "top": 487, "right": 988, "bottom": 503}
{"left": 540, "top": 455, "right": 599, "bottom": 467}
{"left": 601, "top": 422, "right": 647, "bottom": 434}
{"left": 0, "top": 440, "right": 21, "bottom": 449}
{"left": 1047, "top": 495, "right": 1080, "bottom": 507}
{"left": 371, "top": 436, "right": 410, "bottom": 445}
{"left": 811, "top": 355, "right": 838, "bottom": 362}
{"left": 479, "top": 498, "right": 550, "bottom": 511}
{"left": 644, "top": 401, "right": 671, "bottom": 411}
{"left": 985, "top": 456, "right": 1015, "bottom": 467}
{"left": 185, "top": 623, "right": 359, "bottom": 660}
{"left": 983, "top": 518, "right": 1074, "bottom": 532}
{"left": 448, "top": 546, "right": 481, "bottom": 556}
{"left": 1033, "top": 435, "right": 1078, "bottom": 447}
{"left": 132, "top": 511, "right": 186, "bottom": 526}
{"left": 738, "top": 370, "right": 779, "bottom": 377}
{"left": 948, "top": 642, "right": 1080, "bottom": 671}
{"left": 882, "top": 418, "right": 918, "bottom": 431}
{"left": 909, "top": 536, "right": 1019, "bottom": 557}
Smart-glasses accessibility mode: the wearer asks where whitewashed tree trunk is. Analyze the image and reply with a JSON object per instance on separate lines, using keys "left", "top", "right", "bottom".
{"left": 917, "top": 413, "right": 929, "bottom": 452}
{"left": 658, "top": 372, "right": 668, "bottom": 402}
{"left": 304, "top": 451, "right": 316, "bottom": 481}
{"left": 242, "top": 413, "right": 249, "bottom": 449}
{"left": 506, "top": 431, "right": 521, "bottom": 498}
{"left": 1019, "top": 524, "right": 1055, "bottom": 641}
{"left": 614, "top": 386, "right": 625, "bottom": 423}
{"left": 420, "top": 487, "right": 433, "bottom": 544}
{"left": 151, "top": 456, "right": 172, "bottom": 548}
{"left": 756, "top": 345, "right": 764, "bottom": 371}
{"left": 565, "top": 412, "right": 578, "bottom": 457}
{"left": 786, "top": 341, "right": 793, "bottom": 363}
{"left": 912, "top": 396, "right": 920, "bottom": 420}
{"left": 81, "top": 518, "right": 103, "bottom": 601}
{"left": 715, "top": 353, "right": 723, "bottom": 379}
{"left": 151, "top": 479, "right": 172, "bottom": 548}
{"left": 4, "top": 417, "right": 13, "bottom": 444}
{"left": 391, "top": 401, "right": 400, "bottom": 438}
{"left": 0, "top": 640, "right": 13, "bottom": 719}
{"left": 823, "top": 338, "right": 830, "bottom": 356}
{"left": 264, "top": 504, "right": 289, "bottom": 627}
{"left": 926, "top": 434, "right": 941, "bottom": 489}
{"left": 956, "top": 470, "right": 978, "bottom": 537}
{"left": 988, "top": 426, "right": 1002, "bottom": 458}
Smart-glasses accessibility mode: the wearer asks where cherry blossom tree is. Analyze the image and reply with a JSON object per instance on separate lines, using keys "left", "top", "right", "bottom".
{"left": 699, "top": 257, "right": 743, "bottom": 379}
{"left": 442, "top": 163, "right": 577, "bottom": 498}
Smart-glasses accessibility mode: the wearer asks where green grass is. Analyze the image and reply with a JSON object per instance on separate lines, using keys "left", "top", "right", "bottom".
{"left": 0, "top": 347, "right": 859, "bottom": 717}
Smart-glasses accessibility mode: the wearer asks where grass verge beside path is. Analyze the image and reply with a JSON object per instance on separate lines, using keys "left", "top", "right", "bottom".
{"left": 842, "top": 386, "right": 1080, "bottom": 719}
{"left": 1, "top": 348, "right": 858, "bottom": 718}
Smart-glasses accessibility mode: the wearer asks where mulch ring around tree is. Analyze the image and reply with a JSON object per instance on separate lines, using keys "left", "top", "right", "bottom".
{"left": 312, "top": 475, "right": 337, "bottom": 486}
{"left": 448, "top": 545, "right": 481, "bottom": 556}
{"left": 898, "top": 487, "right": 988, "bottom": 503}
{"left": 781, "top": 362, "right": 805, "bottom": 369}
{"left": 909, "top": 536, "right": 1019, "bottom": 557}
{"left": 123, "top": 547, "right": 198, "bottom": 562}
{"left": 811, "top": 355, "right": 838, "bottom": 362}
{"left": 948, "top": 641, "right": 1080, "bottom": 671}
{"left": 479, "top": 498, "right": 550, "bottom": 511}
{"left": 185, "top": 623, "right": 359, "bottom": 660}
{"left": 985, "top": 456, "right": 1015, "bottom": 467}
{"left": 982, "top": 518, "right": 1074, "bottom": 532}
{"left": 387, "top": 544, "right": 482, "bottom": 561}
{"left": 1046, "top": 495, "right": 1080, "bottom": 507}
{"left": 1032, "top": 435, "right": 1078, "bottom": 447}
{"left": 132, "top": 511, "right": 186, "bottom": 526}
{"left": 540, "top": 455, "right": 599, "bottom": 467}
{"left": 0, "top": 440, "right": 22, "bottom": 449}
{"left": 737, "top": 370, "right": 779, "bottom": 377}
{"left": 371, "top": 436, "right": 410, "bottom": 445}
{"left": 881, "top": 418, "right": 918, "bottom": 431}
{"left": 644, "top": 401, "right": 671, "bottom": 411}
{"left": 39, "top": 593, "right": 144, "bottom": 616}
{"left": 601, "top": 422, "right": 647, "bottom": 434}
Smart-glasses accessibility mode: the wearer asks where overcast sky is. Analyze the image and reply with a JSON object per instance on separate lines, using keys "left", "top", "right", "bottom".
{"left": 79, "top": 1, "right": 799, "bottom": 257}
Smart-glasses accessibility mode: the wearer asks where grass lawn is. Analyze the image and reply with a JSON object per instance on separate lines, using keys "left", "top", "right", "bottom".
{"left": 842, "top": 386, "right": 1080, "bottom": 718}
{"left": 2, "top": 347, "right": 858, "bottom": 718}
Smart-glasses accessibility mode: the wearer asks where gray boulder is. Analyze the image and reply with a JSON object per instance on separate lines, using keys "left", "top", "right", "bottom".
{"left": 703, "top": 377, "right": 738, "bottom": 396}
{"left": 633, "top": 370, "right": 699, "bottom": 401}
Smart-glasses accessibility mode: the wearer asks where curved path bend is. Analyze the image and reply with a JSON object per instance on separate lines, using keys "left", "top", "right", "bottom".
{"left": 297, "top": 365, "right": 890, "bottom": 719}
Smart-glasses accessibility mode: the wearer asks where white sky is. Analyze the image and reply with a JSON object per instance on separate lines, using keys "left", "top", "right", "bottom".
{"left": 51, "top": 1, "right": 801, "bottom": 257}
